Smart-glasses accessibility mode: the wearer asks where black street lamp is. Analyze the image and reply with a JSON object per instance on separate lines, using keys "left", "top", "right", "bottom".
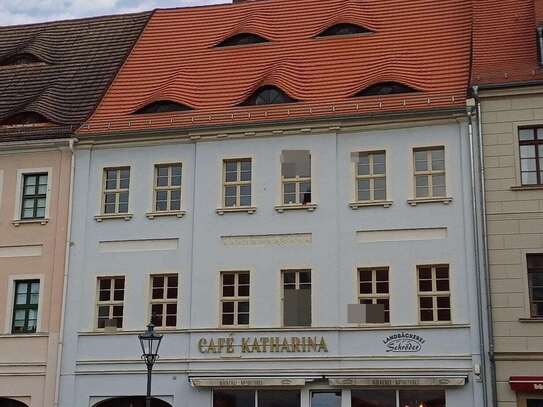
{"left": 138, "top": 323, "right": 163, "bottom": 407}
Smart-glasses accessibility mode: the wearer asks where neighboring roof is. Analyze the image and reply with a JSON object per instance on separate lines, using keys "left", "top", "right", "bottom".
{"left": 472, "top": 0, "right": 543, "bottom": 86}
{"left": 81, "top": 0, "right": 472, "bottom": 135}
{"left": 0, "top": 11, "right": 151, "bottom": 141}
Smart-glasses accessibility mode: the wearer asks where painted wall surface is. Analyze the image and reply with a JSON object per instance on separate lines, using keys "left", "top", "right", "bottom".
{"left": 480, "top": 88, "right": 543, "bottom": 407}
{"left": 0, "top": 146, "right": 72, "bottom": 407}
{"left": 60, "top": 119, "right": 484, "bottom": 407}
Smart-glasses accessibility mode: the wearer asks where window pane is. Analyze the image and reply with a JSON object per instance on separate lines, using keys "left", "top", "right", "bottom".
{"left": 259, "top": 391, "right": 300, "bottom": 407}
{"left": 214, "top": 390, "right": 255, "bottom": 407}
{"left": 352, "top": 389, "right": 396, "bottom": 407}
{"left": 374, "top": 177, "right": 386, "bottom": 200}
{"left": 419, "top": 280, "right": 432, "bottom": 292}
{"left": 431, "top": 148, "right": 445, "bottom": 170}
{"left": 311, "top": 392, "right": 341, "bottom": 407}
{"left": 522, "top": 172, "right": 538, "bottom": 185}
{"left": 222, "top": 313, "right": 234, "bottom": 325}
{"left": 399, "top": 390, "right": 446, "bottom": 407}
{"left": 521, "top": 145, "right": 536, "bottom": 158}
{"left": 520, "top": 128, "right": 535, "bottom": 141}
{"left": 414, "top": 151, "right": 428, "bottom": 171}
{"left": 420, "top": 309, "right": 434, "bottom": 321}
{"left": 522, "top": 158, "right": 537, "bottom": 171}
{"left": 358, "top": 153, "right": 370, "bottom": 176}
{"left": 157, "top": 175, "right": 169, "bottom": 187}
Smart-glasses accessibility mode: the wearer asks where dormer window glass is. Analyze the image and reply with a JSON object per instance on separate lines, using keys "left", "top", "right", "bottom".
{"left": 2, "top": 112, "right": 50, "bottom": 126}
{"left": 317, "top": 23, "right": 372, "bottom": 37}
{"left": 134, "top": 101, "right": 192, "bottom": 115}
{"left": 241, "top": 86, "right": 297, "bottom": 106}
{"left": 0, "top": 53, "right": 43, "bottom": 66}
{"left": 217, "top": 33, "right": 269, "bottom": 47}
{"left": 355, "top": 82, "right": 417, "bottom": 97}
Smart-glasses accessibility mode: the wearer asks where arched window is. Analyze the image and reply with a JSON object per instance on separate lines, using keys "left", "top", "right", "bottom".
{"left": 0, "top": 398, "right": 30, "bottom": 407}
{"left": 355, "top": 82, "right": 417, "bottom": 97}
{"left": 317, "top": 23, "right": 372, "bottom": 37}
{"left": 241, "top": 86, "right": 297, "bottom": 106}
{"left": 134, "top": 101, "right": 192, "bottom": 115}
{"left": 2, "top": 112, "right": 50, "bottom": 126}
{"left": 0, "top": 53, "right": 43, "bottom": 66}
{"left": 94, "top": 397, "right": 172, "bottom": 407}
{"left": 216, "top": 33, "right": 269, "bottom": 47}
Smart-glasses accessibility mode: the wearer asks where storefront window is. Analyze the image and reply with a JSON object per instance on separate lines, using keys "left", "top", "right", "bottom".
{"left": 399, "top": 390, "right": 445, "bottom": 407}
{"left": 311, "top": 391, "right": 341, "bottom": 407}
{"left": 527, "top": 400, "right": 543, "bottom": 407}
{"left": 213, "top": 390, "right": 255, "bottom": 407}
{"left": 352, "top": 389, "right": 396, "bottom": 407}
{"left": 258, "top": 391, "right": 300, "bottom": 407}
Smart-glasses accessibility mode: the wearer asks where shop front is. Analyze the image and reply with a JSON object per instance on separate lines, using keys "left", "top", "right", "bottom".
{"left": 509, "top": 377, "right": 543, "bottom": 407}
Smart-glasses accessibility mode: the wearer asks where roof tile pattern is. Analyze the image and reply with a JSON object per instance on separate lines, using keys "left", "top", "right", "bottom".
{"left": 0, "top": 12, "right": 151, "bottom": 140}
{"left": 82, "top": 0, "right": 472, "bottom": 134}
{"left": 472, "top": 0, "right": 543, "bottom": 86}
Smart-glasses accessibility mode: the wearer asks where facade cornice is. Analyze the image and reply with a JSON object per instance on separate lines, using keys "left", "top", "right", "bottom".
{"left": 0, "top": 138, "right": 77, "bottom": 154}
{"left": 476, "top": 84, "right": 543, "bottom": 98}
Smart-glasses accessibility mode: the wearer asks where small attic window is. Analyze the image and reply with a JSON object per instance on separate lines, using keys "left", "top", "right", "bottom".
{"left": 217, "top": 33, "right": 269, "bottom": 47}
{"left": 241, "top": 86, "right": 297, "bottom": 106}
{"left": 0, "top": 53, "right": 43, "bottom": 66}
{"left": 134, "top": 101, "right": 192, "bottom": 115}
{"left": 317, "top": 23, "right": 372, "bottom": 37}
{"left": 355, "top": 82, "right": 418, "bottom": 97}
{"left": 2, "top": 112, "right": 50, "bottom": 126}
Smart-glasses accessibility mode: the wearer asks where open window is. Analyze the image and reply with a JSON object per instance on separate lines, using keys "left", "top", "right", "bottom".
{"left": 241, "top": 86, "right": 297, "bottom": 106}
{"left": 317, "top": 23, "right": 372, "bottom": 37}
{"left": 2, "top": 112, "right": 50, "bottom": 126}
{"left": 134, "top": 100, "right": 192, "bottom": 115}
{"left": 280, "top": 150, "right": 311, "bottom": 206}
{"left": 216, "top": 33, "right": 269, "bottom": 47}
{"left": 0, "top": 52, "right": 43, "bottom": 67}
{"left": 355, "top": 82, "right": 418, "bottom": 97}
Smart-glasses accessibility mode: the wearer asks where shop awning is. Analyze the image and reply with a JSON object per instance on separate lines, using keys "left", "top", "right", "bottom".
{"left": 189, "top": 376, "right": 318, "bottom": 388}
{"left": 510, "top": 377, "right": 543, "bottom": 392}
{"left": 328, "top": 376, "right": 467, "bottom": 387}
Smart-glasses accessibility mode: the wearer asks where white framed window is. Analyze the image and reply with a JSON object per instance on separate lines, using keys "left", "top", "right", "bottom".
{"left": 102, "top": 167, "right": 130, "bottom": 214}
{"left": 358, "top": 267, "right": 390, "bottom": 323}
{"left": 213, "top": 390, "right": 301, "bottom": 407}
{"left": 220, "top": 271, "right": 250, "bottom": 326}
{"left": 417, "top": 264, "right": 451, "bottom": 323}
{"left": 280, "top": 150, "right": 311, "bottom": 205}
{"left": 282, "top": 269, "right": 312, "bottom": 327}
{"left": 355, "top": 151, "right": 386, "bottom": 202}
{"left": 223, "top": 158, "right": 252, "bottom": 208}
{"left": 13, "top": 167, "right": 52, "bottom": 222}
{"left": 413, "top": 147, "right": 446, "bottom": 198}
{"left": 150, "top": 274, "right": 178, "bottom": 328}
{"left": 11, "top": 280, "right": 40, "bottom": 334}
{"left": 153, "top": 164, "right": 182, "bottom": 212}
{"left": 352, "top": 389, "right": 446, "bottom": 407}
{"left": 96, "top": 277, "right": 125, "bottom": 329}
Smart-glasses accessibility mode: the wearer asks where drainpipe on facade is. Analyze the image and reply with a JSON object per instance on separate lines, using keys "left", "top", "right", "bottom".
{"left": 471, "top": 86, "right": 498, "bottom": 407}
{"left": 53, "top": 138, "right": 77, "bottom": 407}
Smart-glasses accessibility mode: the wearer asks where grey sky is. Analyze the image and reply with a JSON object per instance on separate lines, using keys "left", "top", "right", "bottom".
{"left": 0, "top": 0, "right": 229, "bottom": 26}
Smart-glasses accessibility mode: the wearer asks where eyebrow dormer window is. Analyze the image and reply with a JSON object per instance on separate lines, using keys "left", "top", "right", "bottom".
{"left": 217, "top": 33, "right": 269, "bottom": 47}
{"left": 317, "top": 23, "right": 372, "bottom": 37}
{"left": 241, "top": 86, "right": 297, "bottom": 106}
{"left": 2, "top": 112, "right": 50, "bottom": 126}
{"left": 134, "top": 101, "right": 192, "bottom": 115}
{"left": 355, "top": 82, "right": 417, "bottom": 97}
{"left": 0, "top": 53, "right": 43, "bottom": 66}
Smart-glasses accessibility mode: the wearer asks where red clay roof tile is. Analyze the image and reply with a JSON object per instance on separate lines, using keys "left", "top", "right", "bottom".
{"left": 81, "top": 0, "right": 472, "bottom": 134}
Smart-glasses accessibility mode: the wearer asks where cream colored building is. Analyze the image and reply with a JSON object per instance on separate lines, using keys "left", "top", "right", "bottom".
{"left": 477, "top": 85, "right": 543, "bottom": 407}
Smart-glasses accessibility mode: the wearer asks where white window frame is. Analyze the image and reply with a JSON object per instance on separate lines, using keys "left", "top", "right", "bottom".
{"left": 101, "top": 167, "right": 130, "bottom": 215}
{"left": 149, "top": 273, "right": 179, "bottom": 329}
{"left": 13, "top": 167, "right": 52, "bottom": 223}
{"left": 281, "top": 269, "right": 312, "bottom": 327}
{"left": 3, "top": 274, "right": 44, "bottom": 334}
{"left": 357, "top": 267, "right": 390, "bottom": 324}
{"left": 222, "top": 158, "right": 252, "bottom": 208}
{"left": 220, "top": 271, "right": 250, "bottom": 327}
{"left": 413, "top": 147, "right": 446, "bottom": 198}
{"left": 95, "top": 276, "right": 126, "bottom": 330}
{"left": 152, "top": 163, "right": 183, "bottom": 213}
{"left": 417, "top": 264, "right": 452, "bottom": 324}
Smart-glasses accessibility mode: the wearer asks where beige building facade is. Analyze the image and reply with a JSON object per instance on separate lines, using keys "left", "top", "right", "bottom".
{"left": 0, "top": 139, "right": 73, "bottom": 407}
{"left": 479, "top": 86, "right": 543, "bottom": 407}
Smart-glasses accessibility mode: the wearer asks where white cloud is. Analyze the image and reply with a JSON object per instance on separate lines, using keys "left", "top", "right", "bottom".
{"left": 0, "top": 0, "right": 229, "bottom": 26}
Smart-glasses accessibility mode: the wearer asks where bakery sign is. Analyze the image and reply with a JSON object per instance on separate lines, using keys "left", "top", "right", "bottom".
{"left": 383, "top": 332, "right": 425, "bottom": 353}
{"left": 198, "top": 336, "right": 328, "bottom": 354}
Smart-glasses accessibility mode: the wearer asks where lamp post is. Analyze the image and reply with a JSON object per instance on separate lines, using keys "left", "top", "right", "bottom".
{"left": 138, "top": 323, "right": 163, "bottom": 407}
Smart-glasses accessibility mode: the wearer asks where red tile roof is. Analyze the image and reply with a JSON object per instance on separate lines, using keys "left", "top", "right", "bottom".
{"left": 81, "top": 0, "right": 472, "bottom": 134}
{"left": 472, "top": 0, "right": 543, "bottom": 86}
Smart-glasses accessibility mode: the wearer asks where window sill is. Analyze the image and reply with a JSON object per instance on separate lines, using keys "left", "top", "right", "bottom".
{"left": 349, "top": 201, "right": 393, "bottom": 209}
{"left": 275, "top": 203, "right": 317, "bottom": 213}
{"left": 511, "top": 185, "right": 543, "bottom": 191}
{"left": 146, "top": 210, "right": 186, "bottom": 219}
{"left": 407, "top": 197, "right": 453, "bottom": 206}
{"left": 12, "top": 218, "right": 49, "bottom": 226}
{"left": 519, "top": 318, "right": 543, "bottom": 323}
{"left": 216, "top": 207, "right": 257, "bottom": 215}
{"left": 94, "top": 213, "right": 133, "bottom": 222}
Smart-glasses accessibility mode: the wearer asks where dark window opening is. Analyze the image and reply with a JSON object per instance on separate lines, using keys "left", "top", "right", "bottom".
{"left": 12, "top": 280, "right": 40, "bottom": 334}
{"left": 317, "top": 23, "right": 372, "bottom": 37}
{"left": 356, "top": 82, "right": 418, "bottom": 97}
{"left": 527, "top": 254, "right": 543, "bottom": 318}
{"left": 2, "top": 112, "right": 50, "bottom": 126}
{"left": 134, "top": 101, "right": 192, "bottom": 115}
{"left": 0, "top": 398, "right": 30, "bottom": 407}
{"left": 217, "top": 33, "right": 269, "bottom": 47}
{"left": 519, "top": 127, "right": 543, "bottom": 185}
{"left": 0, "top": 53, "right": 43, "bottom": 66}
{"left": 21, "top": 173, "right": 48, "bottom": 219}
{"left": 241, "top": 86, "right": 297, "bottom": 106}
{"left": 94, "top": 397, "right": 172, "bottom": 407}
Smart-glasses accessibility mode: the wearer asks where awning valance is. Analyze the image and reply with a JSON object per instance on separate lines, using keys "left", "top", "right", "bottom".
{"left": 190, "top": 377, "right": 316, "bottom": 388}
{"left": 329, "top": 376, "right": 467, "bottom": 387}
{"left": 510, "top": 377, "right": 543, "bottom": 392}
